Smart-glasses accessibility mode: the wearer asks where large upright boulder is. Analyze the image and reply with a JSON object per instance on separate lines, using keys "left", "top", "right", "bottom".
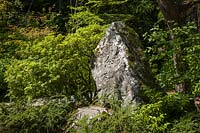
{"left": 91, "top": 22, "right": 158, "bottom": 105}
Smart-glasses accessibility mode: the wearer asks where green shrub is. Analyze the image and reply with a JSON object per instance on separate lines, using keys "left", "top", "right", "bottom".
{"left": 170, "top": 112, "right": 200, "bottom": 133}
{"left": 71, "top": 92, "right": 195, "bottom": 133}
{"left": 144, "top": 23, "right": 200, "bottom": 91}
{"left": 161, "top": 94, "right": 194, "bottom": 120}
{"left": 71, "top": 103, "right": 169, "bottom": 133}
{"left": 5, "top": 24, "right": 107, "bottom": 102}
{"left": 0, "top": 0, "right": 23, "bottom": 27}
{"left": 67, "top": 10, "right": 104, "bottom": 33}
{"left": 0, "top": 99, "right": 73, "bottom": 133}
{"left": 0, "top": 32, "right": 25, "bottom": 101}
{"left": 0, "top": 59, "right": 9, "bottom": 101}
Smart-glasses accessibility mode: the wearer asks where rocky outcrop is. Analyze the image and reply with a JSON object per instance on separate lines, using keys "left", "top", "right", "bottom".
{"left": 66, "top": 106, "right": 110, "bottom": 132}
{"left": 91, "top": 22, "right": 158, "bottom": 105}
{"left": 75, "top": 106, "right": 109, "bottom": 120}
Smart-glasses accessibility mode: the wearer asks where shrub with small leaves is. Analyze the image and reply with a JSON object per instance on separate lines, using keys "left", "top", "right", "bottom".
{"left": 0, "top": 99, "right": 73, "bottom": 133}
{"left": 5, "top": 24, "right": 107, "bottom": 103}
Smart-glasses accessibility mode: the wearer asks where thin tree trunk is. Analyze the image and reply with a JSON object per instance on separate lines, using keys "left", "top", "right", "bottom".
{"left": 197, "top": 3, "right": 200, "bottom": 30}
{"left": 59, "top": 0, "right": 62, "bottom": 13}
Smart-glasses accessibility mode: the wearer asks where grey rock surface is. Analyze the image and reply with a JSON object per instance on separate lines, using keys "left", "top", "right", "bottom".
{"left": 91, "top": 22, "right": 157, "bottom": 105}
{"left": 75, "top": 106, "right": 109, "bottom": 120}
{"left": 67, "top": 106, "right": 110, "bottom": 132}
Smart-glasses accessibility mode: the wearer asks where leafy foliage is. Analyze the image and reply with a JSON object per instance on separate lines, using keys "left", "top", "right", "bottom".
{"left": 71, "top": 103, "right": 168, "bottom": 133}
{"left": 144, "top": 23, "right": 200, "bottom": 91}
{"left": 5, "top": 24, "right": 107, "bottom": 102}
{"left": 71, "top": 92, "right": 194, "bottom": 132}
{"left": 67, "top": 10, "right": 104, "bottom": 33}
{"left": 170, "top": 112, "right": 200, "bottom": 133}
{"left": 0, "top": 99, "right": 74, "bottom": 133}
{"left": 0, "top": 59, "right": 9, "bottom": 101}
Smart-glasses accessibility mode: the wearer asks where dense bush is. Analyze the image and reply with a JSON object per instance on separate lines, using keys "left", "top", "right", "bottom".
{"left": 0, "top": 0, "right": 23, "bottom": 27}
{"left": 5, "top": 24, "right": 107, "bottom": 102}
{"left": 0, "top": 99, "right": 74, "bottom": 133}
{"left": 67, "top": 10, "right": 104, "bottom": 33}
{"left": 70, "top": 102, "right": 169, "bottom": 133}
{"left": 0, "top": 32, "right": 26, "bottom": 101}
{"left": 170, "top": 112, "right": 200, "bottom": 133}
{"left": 144, "top": 23, "right": 200, "bottom": 92}
{"left": 0, "top": 59, "right": 8, "bottom": 101}
{"left": 72, "top": 93, "right": 194, "bottom": 133}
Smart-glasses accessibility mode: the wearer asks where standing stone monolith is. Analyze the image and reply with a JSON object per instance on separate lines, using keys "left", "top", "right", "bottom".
{"left": 91, "top": 22, "right": 158, "bottom": 106}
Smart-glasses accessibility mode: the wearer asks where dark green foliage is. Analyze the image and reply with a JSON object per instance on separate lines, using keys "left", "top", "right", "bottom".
{"left": 87, "top": 0, "right": 158, "bottom": 35}
{"left": 170, "top": 112, "right": 200, "bottom": 133}
{"left": 0, "top": 0, "right": 24, "bottom": 27}
{"left": 0, "top": 99, "right": 74, "bottom": 133}
{"left": 0, "top": 59, "right": 9, "bottom": 101}
{"left": 144, "top": 23, "right": 200, "bottom": 92}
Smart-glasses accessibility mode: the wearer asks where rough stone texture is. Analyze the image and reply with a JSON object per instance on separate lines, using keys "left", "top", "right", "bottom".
{"left": 91, "top": 22, "right": 158, "bottom": 105}
{"left": 31, "top": 98, "right": 48, "bottom": 106}
{"left": 66, "top": 106, "right": 110, "bottom": 132}
{"left": 75, "top": 106, "right": 109, "bottom": 120}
